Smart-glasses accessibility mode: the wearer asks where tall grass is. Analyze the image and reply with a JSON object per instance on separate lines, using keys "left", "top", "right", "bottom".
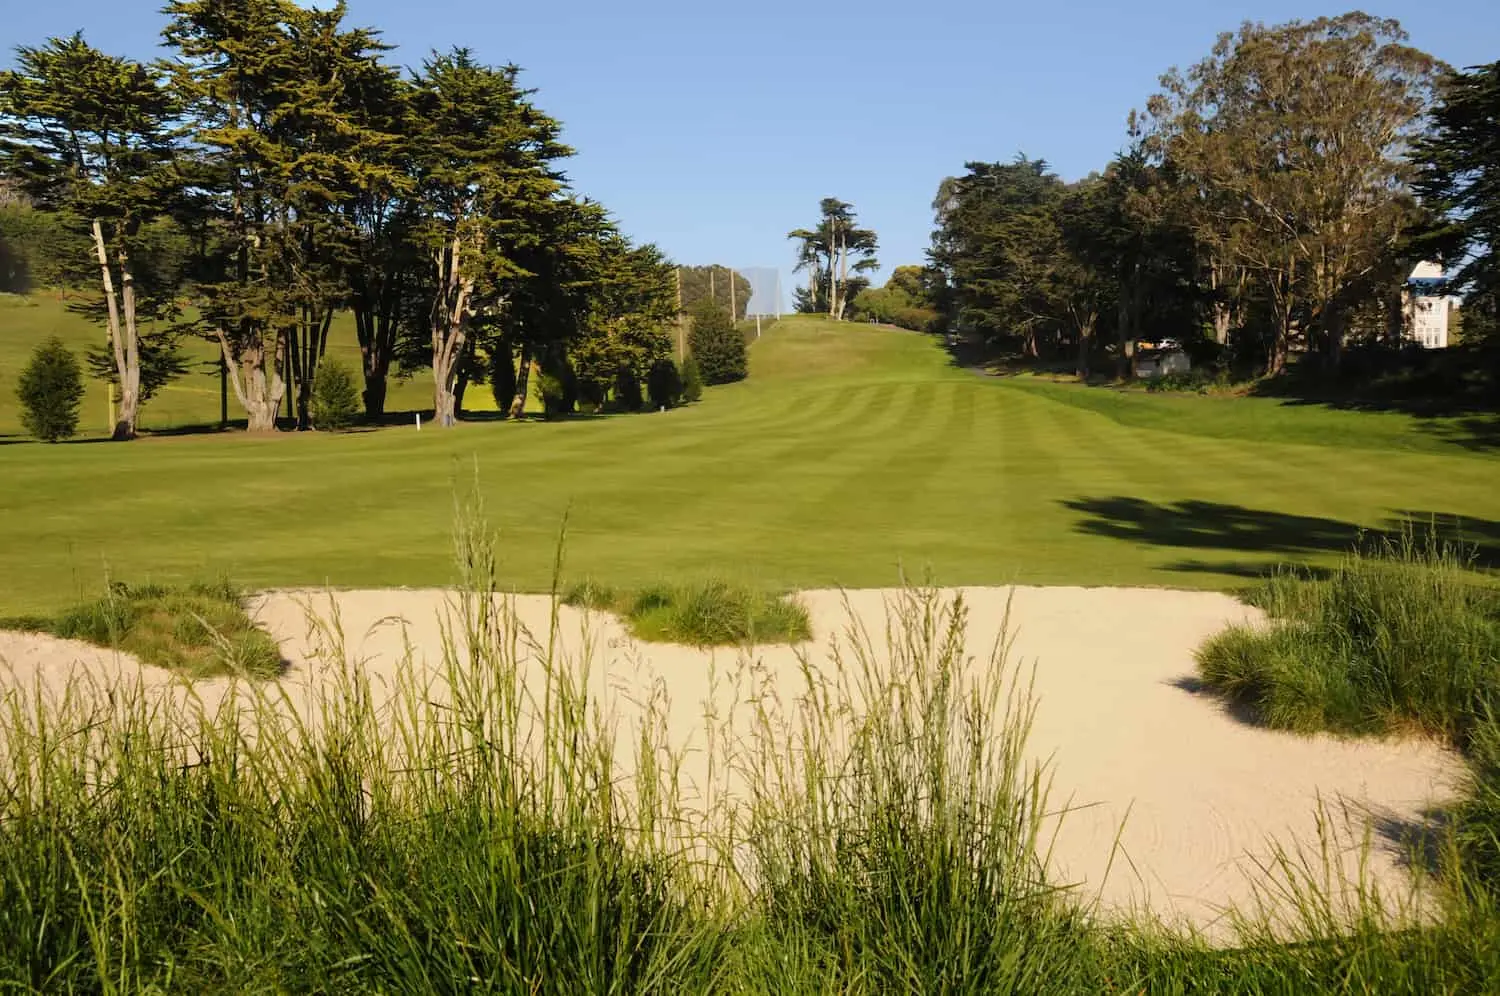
{"left": 1197, "top": 528, "right": 1500, "bottom": 923}
{"left": 3, "top": 509, "right": 1500, "bottom": 991}
{"left": 1197, "top": 530, "right": 1500, "bottom": 744}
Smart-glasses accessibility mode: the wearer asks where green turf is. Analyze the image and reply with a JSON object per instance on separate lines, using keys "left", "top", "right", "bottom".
{"left": 2, "top": 304, "right": 1498, "bottom": 614}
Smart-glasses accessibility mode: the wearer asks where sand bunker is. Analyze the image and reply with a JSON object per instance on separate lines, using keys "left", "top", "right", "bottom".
{"left": 0, "top": 585, "right": 1463, "bottom": 936}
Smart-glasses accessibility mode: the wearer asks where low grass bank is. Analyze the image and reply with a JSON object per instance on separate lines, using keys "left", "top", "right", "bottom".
{"left": 3, "top": 511, "right": 1500, "bottom": 990}
{"left": 562, "top": 578, "right": 811, "bottom": 646}
{"left": 0, "top": 580, "right": 281, "bottom": 678}
{"left": 1197, "top": 533, "right": 1500, "bottom": 907}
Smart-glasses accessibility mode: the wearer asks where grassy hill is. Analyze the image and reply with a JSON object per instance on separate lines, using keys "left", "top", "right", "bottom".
{"left": 1, "top": 307, "right": 1498, "bottom": 613}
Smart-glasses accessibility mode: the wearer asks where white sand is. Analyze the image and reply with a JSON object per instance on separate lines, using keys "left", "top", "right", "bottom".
{"left": 0, "top": 585, "right": 1463, "bottom": 937}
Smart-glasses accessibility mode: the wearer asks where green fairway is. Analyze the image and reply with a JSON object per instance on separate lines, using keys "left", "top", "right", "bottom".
{"left": 2, "top": 311, "right": 1498, "bottom": 614}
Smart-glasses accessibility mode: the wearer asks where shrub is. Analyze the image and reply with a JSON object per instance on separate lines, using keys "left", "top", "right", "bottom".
{"left": 680, "top": 355, "right": 704, "bottom": 403}
{"left": 533, "top": 365, "right": 576, "bottom": 418}
{"left": 612, "top": 369, "right": 644, "bottom": 412}
{"left": 310, "top": 360, "right": 360, "bottom": 430}
{"left": 688, "top": 300, "right": 747, "bottom": 385}
{"left": 646, "top": 357, "right": 682, "bottom": 409}
{"left": 17, "top": 336, "right": 85, "bottom": 442}
{"left": 4, "top": 580, "right": 281, "bottom": 678}
{"left": 488, "top": 343, "right": 518, "bottom": 415}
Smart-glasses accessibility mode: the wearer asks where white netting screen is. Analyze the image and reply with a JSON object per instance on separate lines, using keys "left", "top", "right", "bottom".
{"left": 736, "top": 266, "right": 784, "bottom": 317}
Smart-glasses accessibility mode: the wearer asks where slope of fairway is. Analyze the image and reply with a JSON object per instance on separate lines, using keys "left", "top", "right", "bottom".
{"left": 1, "top": 314, "right": 1498, "bottom": 613}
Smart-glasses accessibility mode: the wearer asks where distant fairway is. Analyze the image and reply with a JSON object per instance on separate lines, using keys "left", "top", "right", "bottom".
{"left": 2, "top": 309, "right": 1498, "bottom": 614}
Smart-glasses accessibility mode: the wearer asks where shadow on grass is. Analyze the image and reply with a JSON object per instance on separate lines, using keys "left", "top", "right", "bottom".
{"left": 1063, "top": 497, "right": 1500, "bottom": 575}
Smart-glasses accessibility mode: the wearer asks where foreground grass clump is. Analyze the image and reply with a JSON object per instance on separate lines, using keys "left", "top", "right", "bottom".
{"left": 1197, "top": 533, "right": 1500, "bottom": 743}
{"left": 563, "top": 577, "right": 811, "bottom": 646}
{"left": 1197, "top": 532, "right": 1500, "bottom": 907}
{"left": 0, "top": 580, "right": 281, "bottom": 678}
{"left": 4, "top": 509, "right": 1500, "bottom": 990}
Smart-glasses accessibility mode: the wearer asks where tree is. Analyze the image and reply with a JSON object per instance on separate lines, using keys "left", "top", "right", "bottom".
{"left": 680, "top": 354, "right": 703, "bottom": 402}
{"left": 646, "top": 357, "right": 682, "bottom": 409}
{"left": 788, "top": 198, "right": 878, "bottom": 320}
{"left": 928, "top": 157, "right": 1066, "bottom": 357}
{"left": 688, "top": 299, "right": 746, "bottom": 385}
{"left": 0, "top": 34, "right": 186, "bottom": 440}
{"left": 407, "top": 50, "right": 570, "bottom": 427}
{"left": 17, "top": 337, "right": 85, "bottom": 442}
{"left": 1144, "top": 13, "right": 1442, "bottom": 374}
{"left": 164, "top": 0, "right": 398, "bottom": 431}
{"left": 1417, "top": 59, "right": 1500, "bottom": 343}
{"left": 310, "top": 359, "right": 360, "bottom": 430}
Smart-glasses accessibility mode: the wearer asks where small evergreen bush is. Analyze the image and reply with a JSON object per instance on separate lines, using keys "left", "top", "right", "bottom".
{"left": 488, "top": 344, "right": 517, "bottom": 416}
{"left": 311, "top": 360, "right": 360, "bottom": 430}
{"left": 533, "top": 359, "right": 578, "bottom": 418}
{"left": 646, "top": 357, "right": 683, "bottom": 409}
{"left": 17, "top": 336, "right": 85, "bottom": 442}
{"left": 688, "top": 300, "right": 747, "bottom": 386}
{"left": 613, "top": 369, "right": 644, "bottom": 412}
{"left": 680, "top": 355, "right": 704, "bottom": 402}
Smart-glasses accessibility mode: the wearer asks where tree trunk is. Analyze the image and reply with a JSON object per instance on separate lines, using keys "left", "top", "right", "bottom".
{"left": 1075, "top": 311, "right": 1095, "bottom": 379}
{"left": 509, "top": 342, "right": 532, "bottom": 419}
{"left": 1320, "top": 303, "right": 1345, "bottom": 375}
{"left": 1385, "top": 284, "right": 1406, "bottom": 347}
{"left": 362, "top": 371, "right": 388, "bottom": 421}
{"left": 1210, "top": 261, "right": 1232, "bottom": 345}
{"left": 217, "top": 327, "right": 284, "bottom": 432}
{"left": 91, "top": 220, "right": 139, "bottom": 440}
{"left": 1116, "top": 261, "right": 1135, "bottom": 380}
{"left": 1267, "top": 297, "right": 1292, "bottom": 378}
{"left": 430, "top": 234, "right": 474, "bottom": 428}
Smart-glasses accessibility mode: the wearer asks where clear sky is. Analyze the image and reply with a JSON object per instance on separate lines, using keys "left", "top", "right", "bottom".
{"left": 6, "top": 1, "right": 1499, "bottom": 306}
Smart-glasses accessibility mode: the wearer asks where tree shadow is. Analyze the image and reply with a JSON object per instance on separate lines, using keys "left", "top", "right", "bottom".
{"left": 1061, "top": 497, "right": 1367, "bottom": 556}
{"left": 1364, "top": 804, "right": 1454, "bottom": 880}
{"left": 1063, "top": 497, "right": 1500, "bottom": 575}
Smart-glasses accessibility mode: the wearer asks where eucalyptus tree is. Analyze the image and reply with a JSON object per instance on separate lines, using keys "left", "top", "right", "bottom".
{"left": 1144, "top": 13, "right": 1442, "bottom": 373}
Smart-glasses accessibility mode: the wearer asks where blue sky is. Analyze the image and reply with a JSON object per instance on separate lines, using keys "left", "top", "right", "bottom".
{"left": 7, "top": 2, "right": 1499, "bottom": 307}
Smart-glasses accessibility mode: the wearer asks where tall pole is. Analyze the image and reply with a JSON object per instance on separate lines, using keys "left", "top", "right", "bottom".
{"left": 675, "top": 266, "right": 685, "bottom": 362}
{"left": 728, "top": 267, "right": 737, "bottom": 321}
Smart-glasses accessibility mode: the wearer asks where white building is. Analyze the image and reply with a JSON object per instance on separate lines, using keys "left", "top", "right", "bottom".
{"left": 1405, "top": 261, "right": 1460, "bottom": 349}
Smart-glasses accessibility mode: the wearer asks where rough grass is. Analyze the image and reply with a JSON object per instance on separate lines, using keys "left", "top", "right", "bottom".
{"left": 4, "top": 511, "right": 1500, "bottom": 991}
{"left": 563, "top": 578, "right": 811, "bottom": 647}
{"left": 1196, "top": 533, "right": 1500, "bottom": 743}
{"left": 0, "top": 580, "right": 281, "bottom": 678}
{"left": 1196, "top": 532, "right": 1500, "bottom": 914}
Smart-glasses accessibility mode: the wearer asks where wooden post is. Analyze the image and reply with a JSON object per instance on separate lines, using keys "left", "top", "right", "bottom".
{"left": 676, "top": 267, "right": 685, "bottom": 362}
{"left": 219, "top": 354, "right": 228, "bottom": 428}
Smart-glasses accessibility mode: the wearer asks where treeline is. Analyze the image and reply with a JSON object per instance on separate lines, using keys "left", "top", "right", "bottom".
{"left": 916, "top": 13, "right": 1500, "bottom": 384}
{"left": 0, "top": 2, "right": 720, "bottom": 439}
